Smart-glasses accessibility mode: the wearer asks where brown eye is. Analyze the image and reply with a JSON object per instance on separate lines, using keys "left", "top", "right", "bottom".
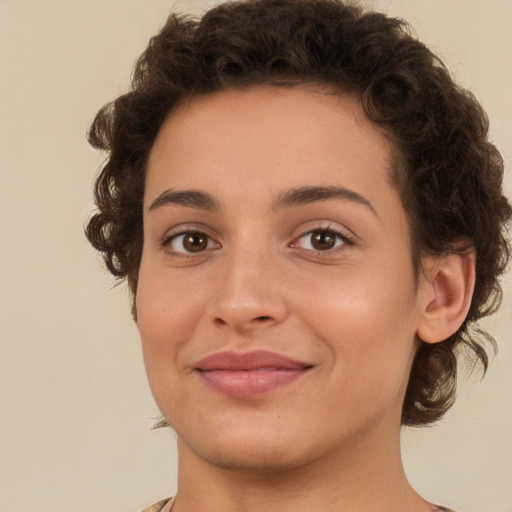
{"left": 293, "top": 228, "right": 347, "bottom": 252}
{"left": 169, "top": 231, "right": 215, "bottom": 254}
{"left": 310, "top": 230, "right": 337, "bottom": 250}
{"left": 183, "top": 233, "right": 207, "bottom": 252}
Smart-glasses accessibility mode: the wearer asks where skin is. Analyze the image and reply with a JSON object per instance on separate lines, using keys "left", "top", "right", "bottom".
{"left": 136, "top": 85, "right": 471, "bottom": 512}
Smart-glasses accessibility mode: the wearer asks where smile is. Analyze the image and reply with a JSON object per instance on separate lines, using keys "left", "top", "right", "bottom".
{"left": 195, "top": 350, "right": 313, "bottom": 398}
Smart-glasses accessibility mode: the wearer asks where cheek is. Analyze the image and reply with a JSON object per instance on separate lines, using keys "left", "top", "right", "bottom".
{"left": 135, "top": 272, "right": 205, "bottom": 427}
{"left": 300, "top": 285, "right": 418, "bottom": 425}
{"left": 135, "top": 267, "right": 205, "bottom": 389}
{"left": 297, "top": 260, "right": 417, "bottom": 332}
{"left": 294, "top": 257, "right": 419, "bottom": 374}
{"left": 136, "top": 264, "right": 204, "bottom": 338}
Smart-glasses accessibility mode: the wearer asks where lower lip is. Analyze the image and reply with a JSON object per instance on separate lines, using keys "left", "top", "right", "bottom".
{"left": 198, "top": 368, "right": 308, "bottom": 398}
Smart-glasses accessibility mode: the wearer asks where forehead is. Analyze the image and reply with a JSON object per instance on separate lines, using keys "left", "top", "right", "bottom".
{"left": 145, "top": 85, "right": 398, "bottom": 216}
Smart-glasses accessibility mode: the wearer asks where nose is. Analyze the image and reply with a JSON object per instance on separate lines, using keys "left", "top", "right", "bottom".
{"left": 207, "top": 243, "right": 289, "bottom": 333}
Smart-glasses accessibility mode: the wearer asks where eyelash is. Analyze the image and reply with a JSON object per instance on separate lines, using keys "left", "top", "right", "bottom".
{"left": 161, "top": 229, "right": 221, "bottom": 259}
{"left": 161, "top": 225, "right": 354, "bottom": 258}
{"left": 290, "top": 226, "right": 354, "bottom": 253}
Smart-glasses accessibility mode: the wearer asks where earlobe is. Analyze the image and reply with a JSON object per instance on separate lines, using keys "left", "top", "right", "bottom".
{"left": 417, "top": 250, "right": 476, "bottom": 344}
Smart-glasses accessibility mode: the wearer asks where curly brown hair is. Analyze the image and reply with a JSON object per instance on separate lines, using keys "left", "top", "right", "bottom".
{"left": 86, "top": 0, "right": 511, "bottom": 426}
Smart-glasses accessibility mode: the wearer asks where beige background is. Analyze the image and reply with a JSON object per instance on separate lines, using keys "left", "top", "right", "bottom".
{"left": 0, "top": 1, "right": 511, "bottom": 511}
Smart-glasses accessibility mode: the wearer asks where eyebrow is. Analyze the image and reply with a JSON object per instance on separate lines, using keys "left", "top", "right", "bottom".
{"left": 148, "top": 185, "right": 377, "bottom": 216}
{"left": 272, "top": 185, "right": 378, "bottom": 216}
{"left": 148, "top": 189, "right": 220, "bottom": 212}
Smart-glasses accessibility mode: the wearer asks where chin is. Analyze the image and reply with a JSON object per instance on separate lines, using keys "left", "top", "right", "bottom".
{"left": 176, "top": 420, "right": 317, "bottom": 474}
{"left": 189, "top": 440, "right": 311, "bottom": 474}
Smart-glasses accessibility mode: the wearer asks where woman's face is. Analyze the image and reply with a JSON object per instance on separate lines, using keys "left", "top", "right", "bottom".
{"left": 136, "top": 85, "right": 428, "bottom": 471}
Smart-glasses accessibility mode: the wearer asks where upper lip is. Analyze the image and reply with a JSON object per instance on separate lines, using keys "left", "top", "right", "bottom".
{"left": 195, "top": 350, "right": 311, "bottom": 371}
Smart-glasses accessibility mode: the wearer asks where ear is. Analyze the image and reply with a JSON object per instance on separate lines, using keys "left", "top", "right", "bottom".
{"left": 416, "top": 250, "right": 476, "bottom": 344}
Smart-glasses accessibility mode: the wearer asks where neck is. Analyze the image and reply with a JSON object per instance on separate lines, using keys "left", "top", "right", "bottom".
{"left": 171, "top": 422, "right": 432, "bottom": 512}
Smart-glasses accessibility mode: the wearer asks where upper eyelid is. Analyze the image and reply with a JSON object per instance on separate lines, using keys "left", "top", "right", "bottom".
{"left": 163, "top": 230, "right": 217, "bottom": 244}
{"left": 160, "top": 225, "right": 221, "bottom": 255}
{"left": 291, "top": 221, "right": 356, "bottom": 241}
{"left": 158, "top": 220, "right": 356, "bottom": 246}
{"left": 291, "top": 227, "right": 353, "bottom": 247}
{"left": 161, "top": 222, "right": 218, "bottom": 240}
{"left": 160, "top": 230, "right": 221, "bottom": 259}
{"left": 169, "top": 232, "right": 219, "bottom": 247}
{"left": 297, "top": 225, "right": 350, "bottom": 236}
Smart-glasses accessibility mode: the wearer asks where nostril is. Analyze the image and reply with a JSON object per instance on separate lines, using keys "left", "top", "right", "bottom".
{"left": 212, "top": 315, "right": 272, "bottom": 327}
{"left": 254, "top": 316, "right": 272, "bottom": 322}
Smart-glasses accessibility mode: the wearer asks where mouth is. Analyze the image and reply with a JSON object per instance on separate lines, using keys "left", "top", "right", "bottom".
{"left": 195, "top": 350, "right": 313, "bottom": 399}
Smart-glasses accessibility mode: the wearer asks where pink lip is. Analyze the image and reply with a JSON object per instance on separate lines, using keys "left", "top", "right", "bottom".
{"left": 195, "top": 350, "right": 312, "bottom": 398}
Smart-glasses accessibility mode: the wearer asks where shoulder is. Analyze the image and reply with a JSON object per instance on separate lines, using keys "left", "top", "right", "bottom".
{"left": 138, "top": 499, "right": 459, "bottom": 512}
{"left": 139, "top": 497, "right": 173, "bottom": 512}
{"left": 139, "top": 498, "right": 457, "bottom": 512}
